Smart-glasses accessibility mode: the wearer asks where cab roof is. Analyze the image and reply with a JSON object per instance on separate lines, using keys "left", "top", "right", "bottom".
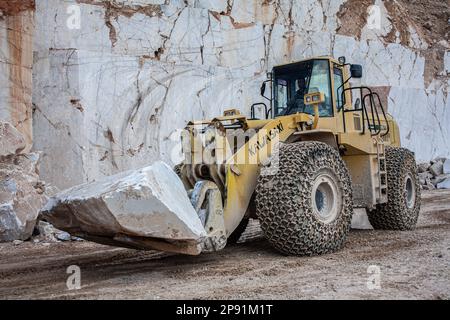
{"left": 273, "top": 56, "right": 340, "bottom": 70}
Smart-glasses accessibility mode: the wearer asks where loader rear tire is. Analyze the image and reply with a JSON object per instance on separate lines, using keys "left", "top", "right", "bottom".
{"left": 367, "top": 147, "right": 421, "bottom": 230}
{"left": 255, "top": 142, "right": 353, "bottom": 255}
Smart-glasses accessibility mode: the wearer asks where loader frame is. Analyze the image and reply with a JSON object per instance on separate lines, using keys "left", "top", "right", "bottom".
{"left": 180, "top": 56, "right": 401, "bottom": 237}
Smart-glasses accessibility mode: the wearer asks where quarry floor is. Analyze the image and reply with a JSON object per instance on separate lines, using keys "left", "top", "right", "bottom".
{"left": 0, "top": 190, "right": 449, "bottom": 300}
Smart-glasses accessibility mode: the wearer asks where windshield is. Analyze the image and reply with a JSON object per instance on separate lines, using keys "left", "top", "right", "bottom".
{"left": 273, "top": 59, "right": 333, "bottom": 117}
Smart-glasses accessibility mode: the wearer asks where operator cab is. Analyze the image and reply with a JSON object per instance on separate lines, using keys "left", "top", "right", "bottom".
{"left": 254, "top": 57, "right": 364, "bottom": 123}
{"left": 273, "top": 59, "right": 334, "bottom": 117}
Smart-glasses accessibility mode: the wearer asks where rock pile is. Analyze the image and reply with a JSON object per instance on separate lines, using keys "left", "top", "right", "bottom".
{"left": 0, "top": 121, "right": 26, "bottom": 157}
{"left": 418, "top": 158, "right": 450, "bottom": 190}
{"left": 32, "top": 220, "right": 82, "bottom": 243}
{"left": 0, "top": 120, "right": 48, "bottom": 241}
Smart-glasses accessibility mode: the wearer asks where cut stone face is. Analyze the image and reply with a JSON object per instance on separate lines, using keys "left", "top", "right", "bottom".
{"left": 41, "top": 161, "right": 206, "bottom": 254}
{"left": 437, "top": 178, "right": 450, "bottom": 189}
{"left": 417, "top": 162, "right": 430, "bottom": 173}
{"left": 443, "top": 159, "right": 450, "bottom": 174}
{"left": 429, "top": 161, "right": 444, "bottom": 177}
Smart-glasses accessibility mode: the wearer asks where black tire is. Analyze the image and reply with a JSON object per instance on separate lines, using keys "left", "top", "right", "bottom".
{"left": 227, "top": 218, "right": 249, "bottom": 244}
{"left": 367, "top": 147, "right": 421, "bottom": 230}
{"left": 175, "top": 162, "right": 249, "bottom": 244}
{"left": 173, "top": 163, "right": 183, "bottom": 178}
{"left": 256, "top": 141, "right": 353, "bottom": 255}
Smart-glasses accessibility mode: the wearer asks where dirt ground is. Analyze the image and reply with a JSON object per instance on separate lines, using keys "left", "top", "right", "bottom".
{"left": 0, "top": 190, "right": 449, "bottom": 300}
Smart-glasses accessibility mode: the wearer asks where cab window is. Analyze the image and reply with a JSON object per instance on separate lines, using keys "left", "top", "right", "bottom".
{"left": 333, "top": 66, "right": 344, "bottom": 109}
{"left": 306, "top": 60, "right": 333, "bottom": 116}
{"left": 273, "top": 59, "right": 333, "bottom": 117}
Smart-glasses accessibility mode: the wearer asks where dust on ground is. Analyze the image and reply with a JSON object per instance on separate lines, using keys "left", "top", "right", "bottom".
{"left": 0, "top": 190, "right": 449, "bottom": 300}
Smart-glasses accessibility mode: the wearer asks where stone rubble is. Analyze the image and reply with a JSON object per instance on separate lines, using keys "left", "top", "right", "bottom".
{"left": 0, "top": 120, "right": 71, "bottom": 244}
{"left": 0, "top": 120, "right": 48, "bottom": 242}
{"left": 35, "top": 220, "right": 57, "bottom": 241}
{"left": 0, "top": 121, "right": 26, "bottom": 159}
{"left": 0, "top": 174, "right": 43, "bottom": 241}
{"left": 418, "top": 157, "right": 450, "bottom": 190}
{"left": 26, "top": 0, "right": 449, "bottom": 191}
{"left": 28, "top": 220, "right": 78, "bottom": 243}
{"left": 12, "top": 240, "right": 23, "bottom": 246}
{"left": 437, "top": 179, "right": 450, "bottom": 190}
{"left": 55, "top": 231, "right": 72, "bottom": 241}
{"left": 443, "top": 159, "right": 450, "bottom": 175}
{"left": 429, "top": 161, "right": 444, "bottom": 177}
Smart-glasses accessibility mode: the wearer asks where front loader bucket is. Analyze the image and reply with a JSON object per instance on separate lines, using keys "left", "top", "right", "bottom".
{"left": 41, "top": 161, "right": 207, "bottom": 255}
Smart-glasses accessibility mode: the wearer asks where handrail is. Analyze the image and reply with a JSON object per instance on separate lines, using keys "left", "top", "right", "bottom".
{"left": 372, "top": 92, "right": 390, "bottom": 137}
{"left": 362, "top": 92, "right": 390, "bottom": 137}
{"left": 362, "top": 93, "right": 381, "bottom": 136}
{"left": 250, "top": 102, "right": 269, "bottom": 119}
{"left": 340, "top": 86, "right": 388, "bottom": 136}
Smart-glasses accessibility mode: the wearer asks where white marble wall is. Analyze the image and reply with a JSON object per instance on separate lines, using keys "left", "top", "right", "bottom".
{"left": 31, "top": 0, "right": 449, "bottom": 189}
{"left": 0, "top": 8, "right": 34, "bottom": 151}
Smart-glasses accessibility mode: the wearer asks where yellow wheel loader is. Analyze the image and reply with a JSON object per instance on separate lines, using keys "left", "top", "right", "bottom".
{"left": 174, "top": 56, "right": 421, "bottom": 255}
{"left": 43, "top": 56, "right": 421, "bottom": 256}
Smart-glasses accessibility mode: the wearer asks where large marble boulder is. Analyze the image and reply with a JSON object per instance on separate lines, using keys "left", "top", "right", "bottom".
{"left": 41, "top": 161, "right": 206, "bottom": 254}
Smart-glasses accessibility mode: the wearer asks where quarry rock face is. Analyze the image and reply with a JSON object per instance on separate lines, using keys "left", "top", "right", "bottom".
{"left": 0, "top": 152, "right": 48, "bottom": 241}
{"left": 0, "top": 1, "right": 447, "bottom": 190}
{"left": 0, "top": 121, "right": 26, "bottom": 158}
{"left": 28, "top": 0, "right": 449, "bottom": 190}
{"left": 0, "top": 1, "right": 34, "bottom": 151}
{"left": 41, "top": 161, "right": 206, "bottom": 254}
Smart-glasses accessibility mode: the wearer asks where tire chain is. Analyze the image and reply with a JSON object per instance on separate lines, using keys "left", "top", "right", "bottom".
{"left": 255, "top": 141, "right": 354, "bottom": 255}
{"left": 367, "top": 146, "right": 421, "bottom": 230}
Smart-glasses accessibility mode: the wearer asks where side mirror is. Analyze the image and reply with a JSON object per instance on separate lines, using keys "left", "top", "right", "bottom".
{"left": 260, "top": 82, "right": 266, "bottom": 96}
{"left": 350, "top": 64, "right": 362, "bottom": 78}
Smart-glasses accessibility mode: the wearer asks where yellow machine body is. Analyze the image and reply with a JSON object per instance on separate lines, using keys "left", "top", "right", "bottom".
{"left": 179, "top": 56, "right": 401, "bottom": 237}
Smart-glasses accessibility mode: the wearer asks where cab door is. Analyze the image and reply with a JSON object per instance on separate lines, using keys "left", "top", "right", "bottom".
{"left": 331, "top": 62, "right": 357, "bottom": 133}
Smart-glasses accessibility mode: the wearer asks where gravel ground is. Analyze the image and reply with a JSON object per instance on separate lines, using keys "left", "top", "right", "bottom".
{"left": 0, "top": 189, "right": 449, "bottom": 300}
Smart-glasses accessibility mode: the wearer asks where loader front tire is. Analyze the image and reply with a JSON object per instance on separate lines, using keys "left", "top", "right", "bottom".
{"left": 367, "top": 147, "right": 421, "bottom": 230}
{"left": 256, "top": 142, "right": 353, "bottom": 255}
{"left": 173, "top": 163, "right": 183, "bottom": 178}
